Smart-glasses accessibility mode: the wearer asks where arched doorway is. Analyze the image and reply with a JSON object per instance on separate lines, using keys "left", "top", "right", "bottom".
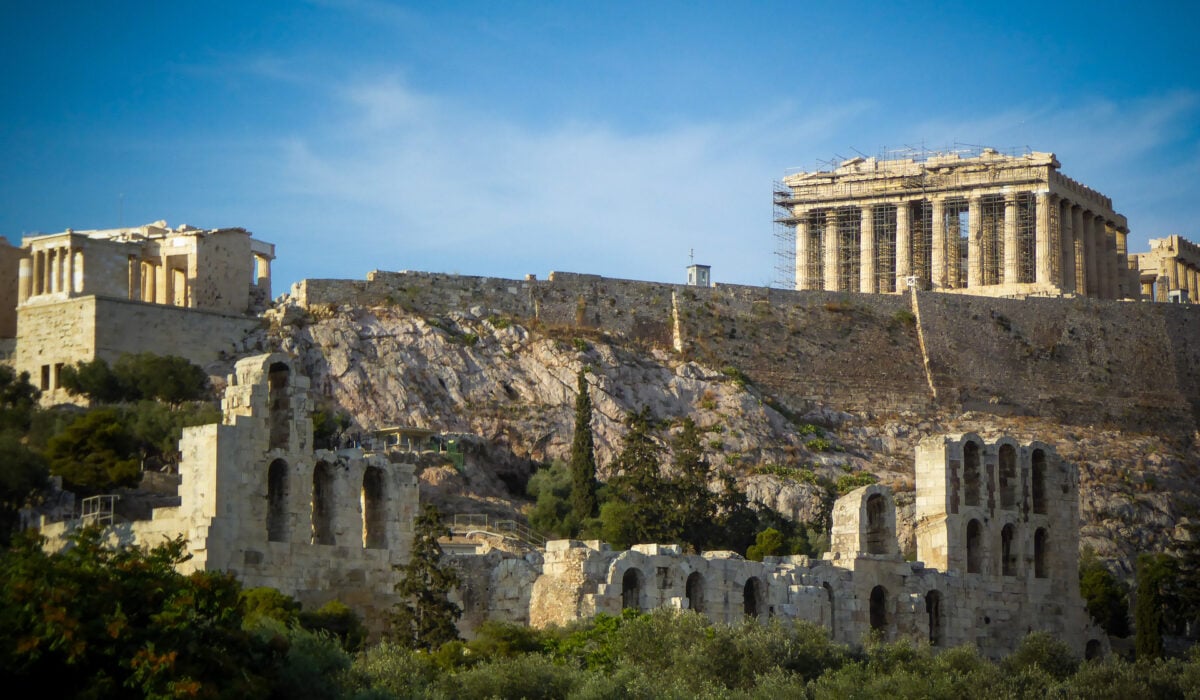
{"left": 998, "top": 444, "right": 1016, "bottom": 509}
{"left": 1034, "top": 528, "right": 1048, "bottom": 579}
{"left": 361, "top": 466, "right": 386, "bottom": 548}
{"left": 925, "top": 590, "right": 943, "bottom": 646}
{"left": 621, "top": 568, "right": 643, "bottom": 611}
{"left": 685, "top": 572, "right": 704, "bottom": 614}
{"left": 963, "top": 441, "right": 981, "bottom": 507}
{"left": 267, "top": 459, "right": 289, "bottom": 542}
{"left": 744, "top": 577, "right": 764, "bottom": 619}
{"left": 312, "top": 461, "right": 336, "bottom": 545}
{"left": 866, "top": 493, "right": 887, "bottom": 554}
{"left": 870, "top": 585, "right": 888, "bottom": 633}
{"left": 1001, "top": 524, "right": 1017, "bottom": 576}
{"left": 268, "top": 362, "right": 291, "bottom": 450}
{"left": 967, "top": 519, "right": 983, "bottom": 574}
{"left": 1032, "top": 449, "right": 1047, "bottom": 514}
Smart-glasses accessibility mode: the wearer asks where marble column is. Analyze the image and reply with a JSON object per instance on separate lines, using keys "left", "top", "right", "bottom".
{"left": 1003, "top": 193, "right": 1019, "bottom": 284}
{"left": 1104, "top": 223, "right": 1118, "bottom": 299}
{"left": 931, "top": 197, "right": 946, "bottom": 290}
{"left": 1059, "top": 200, "right": 1076, "bottom": 293}
{"left": 860, "top": 205, "right": 876, "bottom": 294}
{"left": 1035, "top": 191, "right": 1053, "bottom": 286}
{"left": 1190, "top": 266, "right": 1199, "bottom": 303}
{"left": 1081, "top": 211, "right": 1098, "bottom": 297}
{"left": 824, "top": 210, "right": 840, "bottom": 291}
{"left": 896, "top": 202, "right": 911, "bottom": 290}
{"left": 63, "top": 247, "right": 74, "bottom": 294}
{"left": 967, "top": 196, "right": 982, "bottom": 288}
{"left": 795, "top": 213, "right": 809, "bottom": 291}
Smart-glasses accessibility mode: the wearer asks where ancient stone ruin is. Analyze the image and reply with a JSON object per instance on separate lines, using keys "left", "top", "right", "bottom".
{"left": 37, "top": 357, "right": 1105, "bottom": 656}
{"left": 774, "top": 148, "right": 1135, "bottom": 300}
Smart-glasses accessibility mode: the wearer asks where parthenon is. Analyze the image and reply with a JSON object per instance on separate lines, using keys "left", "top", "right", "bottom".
{"left": 775, "top": 149, "right": 1137, "bottom": 299}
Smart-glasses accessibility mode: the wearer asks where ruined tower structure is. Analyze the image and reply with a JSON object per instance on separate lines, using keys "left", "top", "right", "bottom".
{"left": 9, "top": 221, "right": 273, "bottom": 401}
{"left": 493, "top": 433, "right": 1103, "bottom": 659}
{"left": 40, "top": 354, "right": 419, "bottom": 626}
{"left": 774, "top": 149, "right": 1136, "bottom": 300}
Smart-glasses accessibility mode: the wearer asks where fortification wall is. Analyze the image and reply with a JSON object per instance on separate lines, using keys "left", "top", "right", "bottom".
{"left": 294, "top": 271, "right": 1200, "bottom": 430}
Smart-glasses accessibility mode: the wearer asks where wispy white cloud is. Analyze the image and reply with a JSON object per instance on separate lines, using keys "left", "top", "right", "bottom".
{"left": 251, "top": 70, "right": 1198, "bottom": 290}
{"left": 266, "top": 75, "right": 873, "bottom": 287}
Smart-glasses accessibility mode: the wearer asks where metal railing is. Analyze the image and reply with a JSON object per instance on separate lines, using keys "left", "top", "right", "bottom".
{"left": 449, "top": 513, "right": 546, "bottom": 548}
{"left": 80, "top": 494, "right": 119, "bottom": 527}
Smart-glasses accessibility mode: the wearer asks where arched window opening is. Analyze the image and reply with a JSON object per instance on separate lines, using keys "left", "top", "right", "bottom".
{"left": 621, "top": 568, "right": 643, "bottom": 611}
{"left": 1032, "top": 449, "right": 1047, "bottom": 514}
{"left": 268, "top": 362, "right": 291, "bottom": 450}
{"left": 686, "top": 572, "right": 704, "bottom": 614}
{"left": 312, "top": 461, "right": 336, "bottom": 545}
{"left": 1001, "top": 524, "right": 1017, "bottom": 576}
{"left": 967, "top": 519, "right": 983, "bottom": 574}
{"left": 865, "top": 493, "right": 888, "bottom": 554}
{"left": 999, "top": 444, "right": 1016, "bottom": 509}
{"left": 1085, "top": 639, "right": 1102, "bottom": 660}
{"left": 926, "top": 590, "right": 943, "bottom": 646}
{"left": 870, "top": 585, "right": 888, "bottom": 632}
{"left": 1034, "top": 528, "right": 1048, "bottom": 579}
{"left": 964, "top": 441, "right": 981, "bottom": 507}
{"left": 267, "top": 459, "right": 289, "bottom": 542}
{"left": 744, "top": 577, "right": 763, "bottom": 619}
{"left": 361, "top": 467, "right": 387, "bottom": 549}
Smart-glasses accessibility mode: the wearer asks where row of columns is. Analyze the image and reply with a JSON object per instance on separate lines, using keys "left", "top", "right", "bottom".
{"left": 129, "top": 257, "right": 188, "bottom": 307}
{"left": 1146, "top": 257, "right": 1200, "bottom": 302}
{"left": 19, "top": 246, "right": 82, "bottom": 303}
{"left": 793, "top": 191, "right": 1126, "bottom": 299}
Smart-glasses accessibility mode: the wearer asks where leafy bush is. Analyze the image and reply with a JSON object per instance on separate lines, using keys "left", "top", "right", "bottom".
{"left": 59, "top": 353, "right": 210, "bottom": 404}
{"left": 836, "top": 472, "right": 878, "bottom": 495}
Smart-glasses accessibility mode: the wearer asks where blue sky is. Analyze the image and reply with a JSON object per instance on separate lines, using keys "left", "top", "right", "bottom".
{"left": 2, "top": 1, "right": 1197, "bottom": 292}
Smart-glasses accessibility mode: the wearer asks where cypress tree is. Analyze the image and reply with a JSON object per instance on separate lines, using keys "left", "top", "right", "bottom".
{"left": 1135, "top": 552, "right": 1175, "bottom": 659}
{"left": 569, "top": 369, "right": 598, "bottom": 526}
{"left": 390, "top": 504, "right": 462, "bottom": 650}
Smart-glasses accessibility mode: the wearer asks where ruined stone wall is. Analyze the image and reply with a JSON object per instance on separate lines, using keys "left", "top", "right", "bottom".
{"left": 15, "top": 295, "right": 259, "bottom": 401}
{"left": 192, "top": 231, "right": 255, "bottom": 315}
{"left": 296, "top": 270, "right": 1200, "bottom": 429}
{"left": 39, "top": 354, "right": 421, "bottom": 636}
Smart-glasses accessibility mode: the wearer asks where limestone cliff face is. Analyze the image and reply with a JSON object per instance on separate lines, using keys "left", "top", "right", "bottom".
{"left": 246, "top": 280, "right": 1200, "bottom": 572}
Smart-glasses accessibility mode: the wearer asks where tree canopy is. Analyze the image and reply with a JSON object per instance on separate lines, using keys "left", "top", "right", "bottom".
{"left": 390, "top": 504, "right": 462, "bottom": 651}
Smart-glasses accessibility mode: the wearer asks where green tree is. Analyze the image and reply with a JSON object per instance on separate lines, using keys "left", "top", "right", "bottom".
{"left": 391, "top": 504, "right": 462, "bottom": 650}
{"left": 0, "top": 365, "right": 40, "bottom": 434}
{"left": 312, "top": 405, "right": 352, "bottom": 450}
{"left": 746, "top": 528, "right": 786, "bottom": 561}
{"left": 44, "top": 408, "right": 141, "bottom": 493}
{"left": 602, "top": 408, "right": 672, "bottom": 547}
{"left": 59, "top": 358, "right": 126, "bottom": 403}
{"left": 59, "top": 353, "right": 210, "bottom": 404}
{"left": 672, "top": 417, "right": 716, "bottom": 551}
{"left": 569, "top": 369, "right": 598, "bottom": 527}
{"left": 1135, "top": 552, "right": 1176, "bottom": 659}
{"left": 0, "top": 435, "right": 48, "bottom": 545}
{"left": 1079, "top": 550, "right": 1130, "bottom": 637}
{"left": 0, "top": 527, "right": 277, "bottom": 697}
{"left": 527, "top": 460, "right": 576, "bottom": 539}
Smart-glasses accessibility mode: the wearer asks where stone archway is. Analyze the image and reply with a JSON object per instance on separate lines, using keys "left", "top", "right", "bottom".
{"left": 622, "top": 568, "right": 644, "bottom": 611}
{"left": 685, "top": 571, "right": 704, "bottom": 614}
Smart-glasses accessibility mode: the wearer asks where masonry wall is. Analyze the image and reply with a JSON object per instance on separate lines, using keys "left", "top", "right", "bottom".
{"left": 295, "top": 271, "right": 1200, "bottom": 430}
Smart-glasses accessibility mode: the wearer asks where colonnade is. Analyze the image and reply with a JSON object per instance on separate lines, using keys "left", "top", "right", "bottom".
{"left": 19, "top": 245, "right": 83, "bottom": 303}
{"left": 793, "top": 191, "right": 1128, "bottom": 299}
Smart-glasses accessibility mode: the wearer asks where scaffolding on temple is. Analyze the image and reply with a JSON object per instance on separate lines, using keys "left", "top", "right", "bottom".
{"left": 772, "top": 181, "right": 799, "bottom": 289}
{"left": 1017, "top": 193, "right": 1037, "bottom": 283}
{"left": 873, "top": 205, "right": 897, "bottom": 293}
{"left": 837, "top": 207, "right": 861, "bottom": 292}
{"left": 980, "top": 195, "right": 1005, "bottom": 285}
{"left": 806, "top": 211, "right": 825, "bottom": 289}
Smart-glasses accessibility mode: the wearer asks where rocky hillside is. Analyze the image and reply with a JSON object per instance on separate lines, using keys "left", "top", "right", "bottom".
{"left": 225, "top": 287, "right": 1200, "bottom": 574}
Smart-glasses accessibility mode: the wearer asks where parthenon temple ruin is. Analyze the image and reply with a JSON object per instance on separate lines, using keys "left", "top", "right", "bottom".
{"left": 775, "top": 149, "right": 1138, "bottom": 299}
